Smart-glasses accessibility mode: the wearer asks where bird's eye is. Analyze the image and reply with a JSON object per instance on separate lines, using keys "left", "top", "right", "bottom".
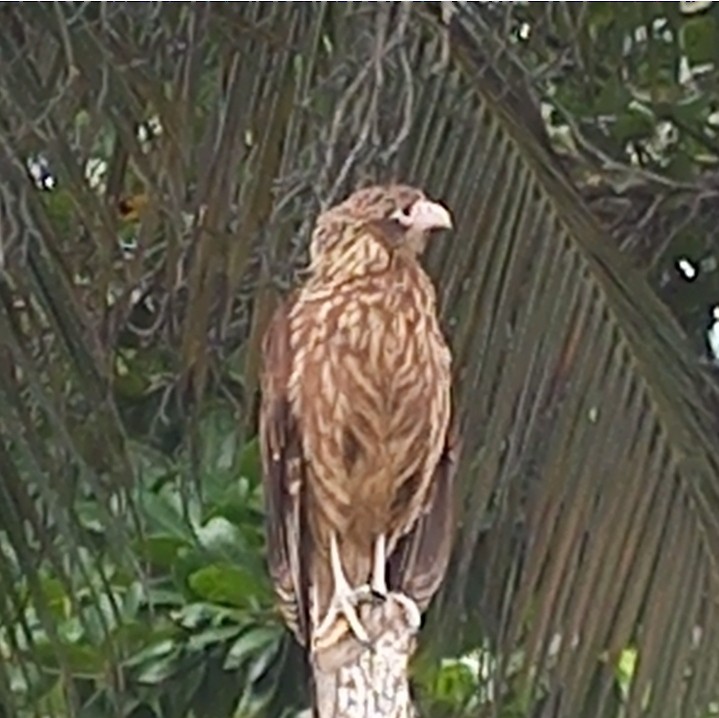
{"left": 390, "top": 206, "right": 413, "bottom": 225}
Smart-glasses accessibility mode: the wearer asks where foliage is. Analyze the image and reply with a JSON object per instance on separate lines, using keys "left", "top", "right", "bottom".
{"left": 513, "top": 3, "right": 719, "bottom": 178}
{"left": 500, "top": 2, "right": 719, "bottom": 356}
{"left": 2, "top": 4, "right": 719, "bottom": 718}
{"left": 1, "top": 407, "right": 289, "bottom": 718}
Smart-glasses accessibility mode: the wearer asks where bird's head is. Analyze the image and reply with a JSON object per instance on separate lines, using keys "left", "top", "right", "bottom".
{"left": 310, "top": 184, "right": 453, "bottom": 270}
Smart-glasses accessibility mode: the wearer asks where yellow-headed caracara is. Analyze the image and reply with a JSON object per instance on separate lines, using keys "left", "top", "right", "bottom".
{"left": 260, "top": 184, "right": 458, "bottom": 654}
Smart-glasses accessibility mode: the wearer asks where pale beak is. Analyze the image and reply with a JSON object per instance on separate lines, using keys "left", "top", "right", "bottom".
{"left": 394, "top": 199, "right": 453, "bottom": 232}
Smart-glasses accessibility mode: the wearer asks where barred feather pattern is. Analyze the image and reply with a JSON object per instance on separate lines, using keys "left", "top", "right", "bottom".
{"left": 260, "top": 185, "right": 455, "bottom": 647}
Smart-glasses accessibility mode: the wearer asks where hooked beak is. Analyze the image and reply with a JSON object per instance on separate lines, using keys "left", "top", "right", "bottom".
{"left": 393, "top": 199, "right": 453, "bottom": 232}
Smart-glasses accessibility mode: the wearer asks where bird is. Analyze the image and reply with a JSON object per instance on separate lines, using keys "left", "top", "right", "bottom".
{"left": 259, "top": 183, "right": 458, "bottom": 655}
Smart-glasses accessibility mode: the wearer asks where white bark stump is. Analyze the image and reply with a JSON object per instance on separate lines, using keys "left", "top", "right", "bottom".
{"left": 311, "top": 596, "right": 420, "bottom": 718}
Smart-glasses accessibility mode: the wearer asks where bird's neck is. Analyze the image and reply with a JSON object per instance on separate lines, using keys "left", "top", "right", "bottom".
{"left": 303, "top": 236, "right": 436, "bottom": 312}
{"left": 308, "top": 234, "right": 395, "bottom": 286}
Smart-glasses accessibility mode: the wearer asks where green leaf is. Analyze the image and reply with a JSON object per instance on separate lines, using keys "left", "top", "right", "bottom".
{"left": 223, "top": 626, "right": 282, "bottom": 670}
{"left": 134, "top": 647, "right": 183, "bottom": 685}
{"left": 38, "top": 576, "right": 69, "bottom": 620}
{"left": 140, "top": 490, "right": 195, "bottom": 541}
{"left": 30, "top": 640, "right": 105, "bottom": 678}
{"left": 680, "top": 15, "right": 718, "bottom": 65}
{"left": 187, "top": 624, "right": 243, "bottom": 652}
{"left": 616, "top": 645, "right": 639, "bottom": 698}
{"left": 123, "top": 581, "right": 144, "bottom": 620}
{"left": 195, "top": 516, "right": 246, "bottom": 557}
{"left": 612, "top": 105, "right": 656, "bottom": 144}
{"left": 237, "top": 438, "right": 262, "bottom": 486}
{"left": 246, "top": 637, "right": 283, "bottom": 683}
{"left": 124, "top": 638, "right": 178, "bottom": 669}
{"left": 432, "top": 657, "right": 481, "bottom": 709}
{"left": 187, "top": 564, "right": 266, "bottom": 608}
{"left": 136, "top": 535, "right": 191, "bottom": 568}
{"left": 173, "top": 602, "right": 231, "bottom": 629}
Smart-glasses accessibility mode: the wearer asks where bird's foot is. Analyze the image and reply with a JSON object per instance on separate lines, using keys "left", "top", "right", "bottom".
{"left": 385, "top": 591, "right": 422, "bottom": 630}
{"left": 367, "top": 534, "right": 421, "bottom": 631}
{"left": 312, "top": 589, "right": 422, "bottom": 654}
{"left": 311, "top": 582, "right": 375, "bottom": 652}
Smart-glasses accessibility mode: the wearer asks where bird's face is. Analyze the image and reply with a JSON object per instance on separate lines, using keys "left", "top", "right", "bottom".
{"left": 311, "top": 184, "right": 453, "bottom": 264}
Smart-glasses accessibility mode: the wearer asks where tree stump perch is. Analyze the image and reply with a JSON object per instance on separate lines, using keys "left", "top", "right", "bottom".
{"left": 312, "top": 596, "right": 420, "bottom": 718}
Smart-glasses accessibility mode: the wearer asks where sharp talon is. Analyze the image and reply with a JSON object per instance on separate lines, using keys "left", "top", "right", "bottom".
{"left": 370, "top": 589, "right": 387, "bottom": 603}
{"left": 389, "top": 592, "right": 422, "bottom": 630}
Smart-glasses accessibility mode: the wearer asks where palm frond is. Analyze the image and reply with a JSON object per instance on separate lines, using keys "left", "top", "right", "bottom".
{"left": 412, "top": 6, "right": 719, "bottom": 717}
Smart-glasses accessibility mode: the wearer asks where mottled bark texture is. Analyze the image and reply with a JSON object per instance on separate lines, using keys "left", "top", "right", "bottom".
{"left": 312, "top": 596, "right": 419, "bottom": 718}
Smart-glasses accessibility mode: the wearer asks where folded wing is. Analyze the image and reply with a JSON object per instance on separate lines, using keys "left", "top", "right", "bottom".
{"left": 259, "top": 295, "right": 312, "bottom": 646}
{"left": 388, "top": 413, "right": 460, "bottom": 613}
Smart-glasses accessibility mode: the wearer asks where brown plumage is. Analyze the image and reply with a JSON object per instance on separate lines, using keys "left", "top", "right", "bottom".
{"left": 260, "top": 184, "right": 458, "bottom": 651}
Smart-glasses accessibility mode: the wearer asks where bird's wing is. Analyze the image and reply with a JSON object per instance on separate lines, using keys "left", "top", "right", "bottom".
{"left": 387, "top": 412, "right": 460, "bottom": 614}
{"left": 259, "top": 295, "right": 311, "bottom": 645}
